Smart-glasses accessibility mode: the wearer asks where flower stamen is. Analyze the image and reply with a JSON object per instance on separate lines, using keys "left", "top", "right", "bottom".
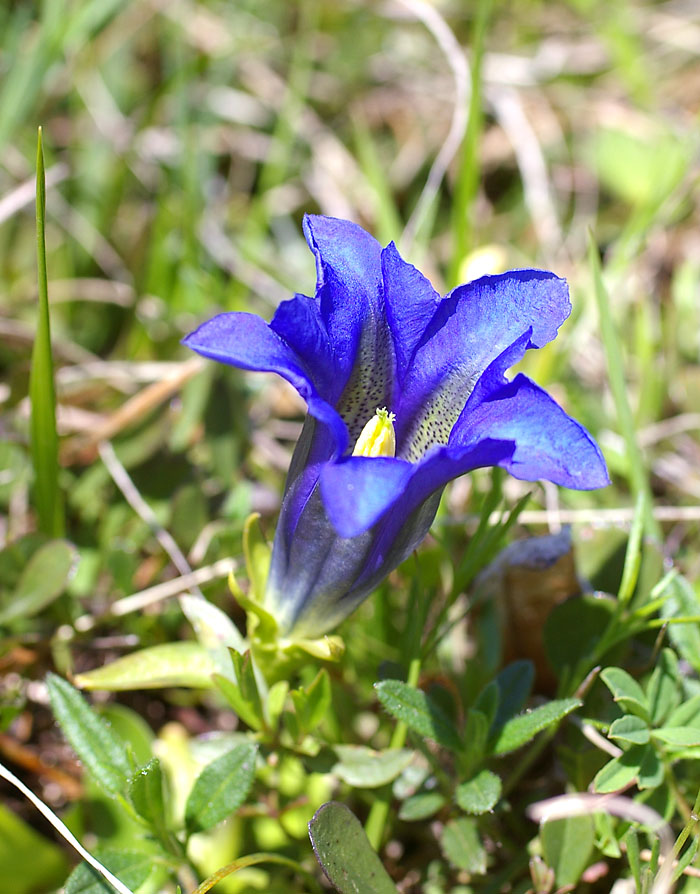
{"left": 352, "top": 407, "right": 396, "bottom": 458}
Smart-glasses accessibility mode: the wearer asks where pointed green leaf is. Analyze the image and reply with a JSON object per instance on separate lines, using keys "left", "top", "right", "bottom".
{"left": 64, "top": 849, "right": 152, "bottom": 894}
{"left": 440, "top": 817, "right": 486, "bottom": 874}
{"left": 332, "top": 746, "right": 413, "bottom": 789}
{"left": 608, "top": 715, "right": 650, "bottom": 745}
{"left": 667, "top": 694, "right": 700, "bottom": 728}
{"left": 473, "top": 680, "right": 499, "bottom": 729}
{"left": 185, "top": 742, "right": 257, "bottom": 833}
{"left": 128, "top": 758, "right": 168, "bottom": 841}
{"left": 463, "top": 708, "right": 489, "bottom": 772}
{"left": 491, "top": 699, "right": 581, "bottom": 756}
{"left": 375, "top": 680, "right": 461, "bottom": 751}
{"left": 541, "top": 815, "right": 594, "bottom": 888}
{"left": 213, "top": 674, "right": 263, "bottom": 731}
{"left": 456, "top": 769, "right": 501, "bottom": 815}
{"left": 73, "top": 642, "right": 217, "bottom": 691}
{"left": 662, "top": 575, "right": 700, "bottom": 673}
{"left": 308, "top": 802, "right": 398, "bottom": 894}
{"left": 30, "top": 128, "right": 63, "bottom": 538}
{"left": 493, "top": 660, "right": 534, "bottom": 730}
{"left": 47, "top": 674, "right": 130, "bottom": 796}
{"left": 291, "top": 669, "right": 331, "bottom": 735}
{"left": 647, "top": 649, "right": 680, "bottom": 726}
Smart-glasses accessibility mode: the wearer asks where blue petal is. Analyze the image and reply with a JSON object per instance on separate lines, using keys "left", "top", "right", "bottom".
{"left": 454, "top": 370, "right": 610, "bottom": 490}
{"left": 270, "top": 293, "right": 336, "bottom": 399}
{"left": 303, "top": 215, "right": 395, "bottom": 444}
{"left": 382, "top": 241, "right": 440, "bottom": 387}
{"left": 395, "top": 270, "right": 571, "bottom": 461}
{"left": 182, "top": 311, "right": 348, "bottom": 456}
{"left": 321, "top": 440, "right": 515, "bottom": 540}
{"left": 319, "top": 457, "right": 414, "bottom": 538}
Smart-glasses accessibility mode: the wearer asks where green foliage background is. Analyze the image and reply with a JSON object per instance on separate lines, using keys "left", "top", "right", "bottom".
{"left": 1, "top": 0, "right": 700, "bottom": 892}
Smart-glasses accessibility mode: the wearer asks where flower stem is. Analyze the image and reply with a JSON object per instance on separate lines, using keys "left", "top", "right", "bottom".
{"left": 365, "top": 656, "right": 421, "bottom": 851}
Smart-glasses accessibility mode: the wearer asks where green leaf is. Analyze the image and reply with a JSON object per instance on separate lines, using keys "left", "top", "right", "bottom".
{"left": 473, "top": 680, "right": 499, "bottom": 729}
{"left": 541, "top": 815, "right": 594, "bottom": 888}
{"left": 462, "top": 708, "right": 489, "bottom": 772}
{"left": 493, "top": 660, "right": 533, "bottom": 730}
{"left": 624, "top": 828, "right": 642, "bottom": 891}
{"left": 73, "top": 642, "right": 217, "bottom": 691}
{"left": 593, "top": 744, "right": 661, "bottom": 793}
{"left": 243, "top": 513, "right": 271, "bottom": 603}
{"left": 667, "top": 694, "right": 700, "bottom": 728}
{"left": 332, "top": 746, "right": 413, "bottom": 789}
{"left": 637, "top": 745, "right": 663, "bottom": 789}
{"left": 651, "top": 727, "right": 700, "bottom": 748}
{"left": 0, "top": 539, "right": 77, "bottom": 624}
{"left": 440, "top": 817, "right": 486, "bottom": 874}
{"left": 64, "top": 849, "right": 153, "bottom": 894}
{"left": 308, "top": 802, "right": 398, "bottom": 894}
{"left": 128, "top": 758, "right": 168, "bottom": 842}
{"left": 291, "top": 669, "right": 331, "bottom": 735}
{"left": 600, "top": 667, "right": 650, "bottom": 721}
{"left": 180, "top": 593, "right": 246, "bottom": 654}
{"left": 213, "top": 673, "right": 262, "bottom": 731}
{"left": 594, "top": 754, "right": 641, "bottom": 794}
{"left": 375, "top": 680, "right": 461, "bottom": 751}
{"left": 0, "top": 803, "right": 68, "bottom": 894}
{"left": 185, "top": 742, "right": 257, "bottom": 834}
{"left": 398, "top": 792, "right": 446, "bottom": 822}
{"left": 608, "top": 715, "right": 650, "bottom": 745}
{"left": 673, "top": 838, "right": 699, "bottom": 884}
{"left": 29, "top": 127, "right": 63, "bottom": 538}
{"left": 491, "top": 699, "right": 581, "bottom": 756}
{"left": 647, "top": 649, "right": 680, "bottom": 726}
{"left": 455, "top": 769, "right": 501, "bottom": 815}
{"left": 267, "top": 679, "right": 289, "bottom": 731}
{"left": 47, "top": 673, "right": 131, "bottom": 796}
{"left": 662, "top": 575, "right": 700, "bottom": 673}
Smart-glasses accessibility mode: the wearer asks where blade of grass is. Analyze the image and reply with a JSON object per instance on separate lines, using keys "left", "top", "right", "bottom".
{"left": 29, "top": 127, "right": 63, "bottom": 537}
{"left": 588, "top": 232, "right": 659, "bottom": 540}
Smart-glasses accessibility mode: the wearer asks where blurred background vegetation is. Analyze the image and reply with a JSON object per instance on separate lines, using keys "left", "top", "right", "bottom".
{"left": 1, "top": 0, "right": 699, "bottom": 891}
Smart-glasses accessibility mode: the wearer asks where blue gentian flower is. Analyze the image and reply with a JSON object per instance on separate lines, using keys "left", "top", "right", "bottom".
{"left": 184, "top": 216, "right": 608, "bottom": 638}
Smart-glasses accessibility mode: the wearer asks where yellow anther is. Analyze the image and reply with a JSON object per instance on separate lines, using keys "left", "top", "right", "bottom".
{"left": 352, "top": 408, "right": 396, "bottom": 458}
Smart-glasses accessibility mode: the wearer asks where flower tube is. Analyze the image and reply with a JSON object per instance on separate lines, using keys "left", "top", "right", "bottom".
{"left": 184, "top": 216, "right": 608, "bottom": 638}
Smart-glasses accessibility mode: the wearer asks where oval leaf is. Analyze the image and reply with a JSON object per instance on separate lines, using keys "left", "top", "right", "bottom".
{"left": 185, "top": 742, "right": 257, "bottom": 833}
{"left": 608, "top": 715, "right": 650, "bottom": 745}
{"left": 398, "top": 792, "right": 446, "bottom": 822}
{"left": 74, "top": 642, "right": 217, "bottom": 691}
{"left": 333, "top": 746, "right": 413, "bottom": 789}
{"left": 309, "top": 802, "right": 398, "bottom": 894}
{"left": 456, "top": 769, "right": 501, "bottom": 815}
